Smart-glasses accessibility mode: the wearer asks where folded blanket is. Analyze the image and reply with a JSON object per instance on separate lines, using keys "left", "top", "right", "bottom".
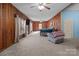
{"left": 40, "top": 28, "right": 53, "bottom": 32}
{"left": 52, "top": 31, "right": 64, "bottom": 38}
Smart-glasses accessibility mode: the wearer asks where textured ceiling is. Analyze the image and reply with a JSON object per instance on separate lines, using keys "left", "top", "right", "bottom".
{"left": 12, "top": 3, "right": 70, "bottom": 21}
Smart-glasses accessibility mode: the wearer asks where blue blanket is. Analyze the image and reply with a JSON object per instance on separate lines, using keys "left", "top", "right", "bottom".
{"left": 40, "top": 28, "right": 53, "bottom": 33}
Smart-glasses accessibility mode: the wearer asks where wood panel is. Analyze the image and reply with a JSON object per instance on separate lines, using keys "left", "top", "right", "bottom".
{"left": 42, "top": 20, "right": 50, "bottom": 29}
{"left": 5, "top": 4, "right": 15, "bottom": 47}
{"left": 46, "top": 20, "right": 50, "bottom": 28}
{"left": 1, "top": 4, "right": 15, "bottom": 48}
{"left": 32, "top": 22, "right": 39, "bottom": 31}
{"left": 0, "top": 4, "right": 3, "bottom": 50}
{"left": 32, "top": 20, "right": 50, "bottom": 31}
{"left": 42, "top": 21, "right": 47, "bottom": 28}
{"left": 52, "top": 12, "right": 61, "bottom": 30}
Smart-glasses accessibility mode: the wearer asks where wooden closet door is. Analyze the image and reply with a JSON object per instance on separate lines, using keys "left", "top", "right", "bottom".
{"left": 0, "top": 4, "right": 3, "bottom": 50}
{"left": 2, "top": 4, "right": 7, "bottom": 48}
{"left": 5, "top": 4, "right": 15, "bottom": 47}
{"left": 1, "top": 4, "right": 15, "bottom": 48}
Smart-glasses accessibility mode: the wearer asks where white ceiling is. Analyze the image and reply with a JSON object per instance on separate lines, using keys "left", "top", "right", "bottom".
{"left": 12, "top": 3, "right": 70, "bottom": 21}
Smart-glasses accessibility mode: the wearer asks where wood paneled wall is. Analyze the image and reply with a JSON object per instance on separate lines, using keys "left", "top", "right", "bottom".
{"left": 32, "top": 20, "right": 50, "bottom": 31}
{"left": 0, "top": 3, "right": 28, "bottom": 51}
{"left": 39, "top": 13, "right": 61, "bottom": 30}
{"left": 0, "top": 4, "right": 3, "bottom": 50}
{"left": 52, "top": 12, "right": 61, "bottom": 30}
{"left": 32, "top": 21, "right": 40, "bottom": 31}
{"left": 32, "top": 13, "right": 61, "bottom": 31}
{"left": 42, "top": 20, "right": 50, "bottom": 28}
{"left": 0, "top": 3, "right": 16, "bottom": 50}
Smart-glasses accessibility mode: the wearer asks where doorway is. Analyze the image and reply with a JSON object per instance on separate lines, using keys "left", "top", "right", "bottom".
{"left": 64, "top": 18, "right": 73, "bottom": 39}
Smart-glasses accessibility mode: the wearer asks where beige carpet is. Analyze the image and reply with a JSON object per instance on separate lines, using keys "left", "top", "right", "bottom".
{"left": 0, "top": 31, "right": 79, "bottom": 56}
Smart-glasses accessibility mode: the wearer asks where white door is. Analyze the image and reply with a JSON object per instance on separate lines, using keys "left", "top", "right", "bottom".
{"left": 64, "top": 19, "right": 73, "bottom": 39}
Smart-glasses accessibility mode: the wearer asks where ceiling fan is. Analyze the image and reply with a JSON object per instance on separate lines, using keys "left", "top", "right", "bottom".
{"left": 30, "top": 3, "right": 51, "bottom": 11}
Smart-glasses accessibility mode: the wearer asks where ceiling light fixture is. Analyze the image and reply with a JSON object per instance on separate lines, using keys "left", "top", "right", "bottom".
{"left": 37, "top": 3, "right": 46, "bottom": 11}
{"left": 38, "top": 5, "right": 45, "bottom": 10}
{"left": 30, "top": 3, "right": 50, "bottom": 11}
